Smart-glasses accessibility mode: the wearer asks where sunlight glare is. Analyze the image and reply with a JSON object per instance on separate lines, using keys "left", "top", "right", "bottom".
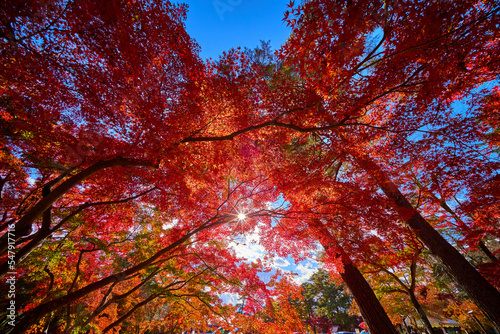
{"left": 237, "top": 213, "right": 246, "bottom": 220}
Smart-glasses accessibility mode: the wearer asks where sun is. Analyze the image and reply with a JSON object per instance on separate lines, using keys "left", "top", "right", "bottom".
{"left": 237, "top": 213, "right": 246, "bottom": 220}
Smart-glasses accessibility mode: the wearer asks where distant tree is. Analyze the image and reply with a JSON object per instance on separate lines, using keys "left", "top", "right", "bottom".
{"left": 292, "top": 268, "right": 358, "bottom": 333}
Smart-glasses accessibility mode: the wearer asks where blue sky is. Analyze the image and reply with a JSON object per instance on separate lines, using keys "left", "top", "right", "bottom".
{"left": 179, "top": 0, "right": 292, "bottom": 59}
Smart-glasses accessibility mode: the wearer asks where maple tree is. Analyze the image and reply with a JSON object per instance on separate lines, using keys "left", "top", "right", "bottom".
{"left": 361, "top": 243, "right": 441, "bottom": 334}
{"left": 2, "top": 0, "right": 500, "bottom": 333}
{"left": 1, "top": 0, "right": 199, "bottom": 262}
{"left": 246, "top": 123, "right": 413, "bottom": 333}
{"left": 0, "top": 3, "right": 282, "bottom": 332}
{"left": 195, "top": 2, "right": 500, "bottom": 330}
{"left": 311, "top": 220, "right": 400, "bottom": 334}
{"left": 244, "top": 275, "right": 306, "bottom": 334}
{"left": 367, "top": 253, "right": 500, "bottom": 333}
{"left": 292, "top": 268, "right": 358, "bottom": 333}
{"left": 0, "top": 172, "right": 279, "bottom": 333}
{"left": 208, "top": 0, "right": 500, "bottom": 331}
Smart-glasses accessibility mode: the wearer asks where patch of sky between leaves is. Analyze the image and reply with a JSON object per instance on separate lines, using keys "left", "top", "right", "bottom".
{"left": 221, "top": 196, "right": 320, "bottom": 305}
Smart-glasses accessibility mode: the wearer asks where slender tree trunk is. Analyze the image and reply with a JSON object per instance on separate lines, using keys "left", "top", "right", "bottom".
{"left": 418, "top": 181, "right": 497, "bottom": 263}
{"left": 408, "top": 293, "right": 437, "bottom": 334}
{"left": 401, "top": 316, "right": 410, "bottom": 334}
{"left": 380, "top": 251, "right": 438, "bottom": 334}
{"left": 477, "top": 240, "right": 497, "bottom": 262}
{"left": 0, "top": 188, "right": 155, "bottom": 279}
{"left": 340, "top": 257, "right": 398, "bottom": 334}
{"left": 310, "top": 220, "right": 398, "bottom": 334}
{"left": 352, "top": 152, "right": 500, "bottom": 331}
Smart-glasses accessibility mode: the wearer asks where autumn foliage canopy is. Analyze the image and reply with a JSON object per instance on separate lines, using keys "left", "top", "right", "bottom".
{"left": 1, "top": 0, "right": 500, "bottom": 333}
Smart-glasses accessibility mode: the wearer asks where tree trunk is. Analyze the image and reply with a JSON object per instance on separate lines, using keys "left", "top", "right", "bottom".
{"left": 401, "top": 316, "right": 410, "bottom": 334}
{"left": 353, "top": 152, "right": 500, "bottom": 331}
{"left": 310, "top": 220, "right": 398, "bottom": 334}
{"left": 0, "top": 157, "right": 157, "bottom": 256}
{"left": 477, "top": 241, "right": 497, "bottom": 262}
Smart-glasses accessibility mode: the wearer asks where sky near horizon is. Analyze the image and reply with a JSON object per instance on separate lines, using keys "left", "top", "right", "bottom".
{"left": 179, "top": 0, "right": 292, "bottom": 59}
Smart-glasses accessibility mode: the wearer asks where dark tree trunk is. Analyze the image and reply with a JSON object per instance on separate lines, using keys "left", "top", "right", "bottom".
{"left": 477, "top": 241, "right": 497, "bottom": 262}
{"left": 353, "top": 153, "right": 500, "bottom": 331}
{"left": 0, "top": 157, "right": 157, "bottom": 256}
